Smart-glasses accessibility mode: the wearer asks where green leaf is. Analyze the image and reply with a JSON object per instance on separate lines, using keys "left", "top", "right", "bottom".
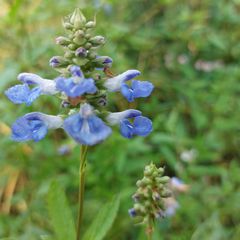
{"left": 47, "top": 181, "right": 76, "bottom": 240}
{"left": 82, "top": 196, "right": 120, "bottom": 240}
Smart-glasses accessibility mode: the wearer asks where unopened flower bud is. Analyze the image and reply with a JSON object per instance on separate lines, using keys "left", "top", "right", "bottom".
{"left": 157, "top": 176, "right": 170, "bottom": 184}
{"left": 70, "top": 8, "right": 86, "bottom": 28}
{"left": 68, "top": 43, "right": 78, "bottom": 51}
{"left": 93, "top": 56, "right": 112, "bottom": 68}
{"left": 64, "top": 50, "right": 75, "bottom": 59}
{"left": 85, "top": 43, "right": 92, "bottom": 50}
{"left": 56, "top": 36, "right": 71, "bottom": 46}
{"left": 75, "top": 30, "right": 85, "bottom": 38}
{"left": 61, "top": 100, "right": 70, "bottom": 108}
{"left": 63, "top": 22, "right": 73, "bottom": 30}
{"left": 49, "top": 56, "right": 69, "bottom": 68}
{"left": 75, "top": 47, "right": 87, "bottom": 57}
{"left": 73, "top": 36, "right": 86, "bottom": 45}
{"left": 89, "top": 36, "right": 105, "bottom": 46}
{"left": 86, "top": 21, "right": 96, "bottom": 28}
{"left": 160, "top": 189, "right": 172, "bottom": 198}
{"left": 128, "top": 208, "right": 137, "bottom": 217}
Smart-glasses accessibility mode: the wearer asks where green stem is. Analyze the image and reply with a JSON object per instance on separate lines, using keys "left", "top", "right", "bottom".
{"left": 76, "top": 145, "right": 88, "bottom": 240}
{"left": 146, "top": 218, "right": 153, "bottom": 240}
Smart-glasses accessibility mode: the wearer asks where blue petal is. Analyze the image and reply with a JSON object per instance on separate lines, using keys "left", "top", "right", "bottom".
{"left": 133, "top": 116, "right": 152, "bottom": 136}
{"left": 5, "top": 84, "right": 30, "bottom": 104}
{"left": 120, "top": 119, "right": 134, "bottom": 138}
{"left": 70, "top": 66, "right": 83, "bottom": 78}
{"left": 121, "top": 83, "right": 134, "bottom": 102}
{"left": 132, "top": 80, "right": 154, "bottom": 98}
{"left": 5, "top": 84, "right": 42, "bottom": 106}
{"left": 11, "top": 114, "right": 48, "bottom": 142}
{"left": 122, "top": 70, "right": 141, "bottom": 81}
{"left": 26, "top": 87, "right": 42, "bottom": 106}
{"left": 63, "top": 113, "right": 112, "bottom": 145}
{"left": 56, "top": 77, "right": 97, "bottom": 97}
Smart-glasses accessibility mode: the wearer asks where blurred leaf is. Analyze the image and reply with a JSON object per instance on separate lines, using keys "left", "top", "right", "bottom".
{"left": 82, "top": 195, "right": 120, "bottom": 240}
{"left": 47, "top": 181, "right": 76, "bottom": 240}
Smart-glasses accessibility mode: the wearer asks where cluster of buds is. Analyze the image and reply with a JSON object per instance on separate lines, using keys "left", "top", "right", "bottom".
{"left": 51, "top": 8, "right": 112, "bottom": 74}
{"left": 128, "top": 163, "right": 171, "bottom": 226}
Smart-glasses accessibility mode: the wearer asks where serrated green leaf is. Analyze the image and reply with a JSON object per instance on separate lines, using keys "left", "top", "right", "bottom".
{"left": 82, "top": 196, "right": 120, "bottom": 240}
{"left": 47, "top": 181, "right": 76, "bottom": 240}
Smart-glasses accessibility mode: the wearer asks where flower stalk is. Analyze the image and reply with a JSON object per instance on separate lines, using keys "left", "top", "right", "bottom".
{"left": 76, "top": 145, "right": 88, "bottom": 240}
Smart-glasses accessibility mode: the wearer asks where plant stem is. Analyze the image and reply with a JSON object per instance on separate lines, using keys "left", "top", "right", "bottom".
{"left": 146, "top": 218, "right": 153, "bottom": 240}
{"left": 76, "top": 145, "right": 88, "bottom": 240}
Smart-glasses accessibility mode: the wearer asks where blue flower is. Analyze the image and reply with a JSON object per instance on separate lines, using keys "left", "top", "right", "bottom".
{"left": 5, "top": 73, "right": 58, "bottom": 106}
{"left": 121, "top": 80, "right": 154, "bottom": 102}
{"left": 5, "top": 84, "right": 41, "bottom": 106}
{"left": 11, "top": 112, "right": 63, "bottom": 142}
{"left": 104, "top": 69, "right": 141, "bottom": 91}
{"left": 63, "top": 103, "right": 112, "bottom": 145}
{"left": 56, "top": 66, "right": 97, "bottom": 98}
{"left": 107, "top": 110, "right": 152, "bottom": 138}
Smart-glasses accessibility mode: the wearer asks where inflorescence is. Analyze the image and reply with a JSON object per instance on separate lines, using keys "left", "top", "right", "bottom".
{"left": 128, "top": 163, "right": 172, "bottom": 226}
{"left": 5, "top": 9, "right": 154, "bottom": 146}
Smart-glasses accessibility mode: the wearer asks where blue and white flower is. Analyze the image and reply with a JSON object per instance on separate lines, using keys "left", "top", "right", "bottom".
{"left": 107, "top": 110, "right": 152, "bottom": 138}
{"left": 63, "top": 103, "right": 112, "bottom": 145}
{"left": 5, "top": 73, "right": 58, "bottom": 106}
{"left": 56, "top": 66, "right": 97, "bottom": 98}
{"left": 121, "top": 80, "right": 154, "bottom": 102}
{"left": 11, "top": 112, "right": 63, "bottom": 142}
{"left": 104, "top": 69, "right": 140, "bottom": 91}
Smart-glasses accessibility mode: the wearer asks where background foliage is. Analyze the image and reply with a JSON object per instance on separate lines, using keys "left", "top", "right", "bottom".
{"left": 0, "top": 0, "right": 240, "bottom": 239}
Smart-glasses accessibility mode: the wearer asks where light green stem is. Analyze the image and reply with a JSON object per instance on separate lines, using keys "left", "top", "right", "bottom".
{"left": 146, "top": 218, "right": 153, "bottom": 240}
{"left": 76, "top": 145, "right": 88, "bottom": 240}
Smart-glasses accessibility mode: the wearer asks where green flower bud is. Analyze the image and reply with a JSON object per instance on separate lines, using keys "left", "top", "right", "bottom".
{"left": 56, "top": 36, "right": 71, "bottom": 46}
{"left": 89, "top": 36, "right": 105, "bottom": 46}
{"left": 86, "top": 21, "right": 96, "bottom": 28}
{"left": 70, "top": 8, "right": 86, "bottom": 29}
{"left": 92, "top": 56, "right": 112, "bottom": 68}
{"left": 87, "top": 51, "right": 97, "bottom": 60}
{"left": 49, "top": 56, "right": 69, "bottom": 68}
{"left": 74, "top": 30, "right": 85, "bottom": 38}
{"left": 64, "top": 50, "right": 75, "bottom": 59}
{"left": 62, "top": 22, "right": 73, "bottom": 30}
{"left": 73, "top": 36, "right": 86, "bottom": 45}
{"left": 85, "top": 43, "right": 92, "bottom": 49}
{"left": 157, "top": 176, "right": 170, "bottom": 184}
{"left": 73, "top": 58, "right": 89, "bottom": 66}
{"left": 68, "top": 43, "right": 78, "bottom": 50}
{"left": 85, "top": 33, "right": 91, "bottom": 39}
{"left": 160, "top": 189, "right": 172, "bottom": 198}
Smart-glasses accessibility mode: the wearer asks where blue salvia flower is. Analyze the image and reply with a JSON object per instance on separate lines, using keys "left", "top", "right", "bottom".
{"left": 104, "top": 70, "right": 153, "bottom": 102}
{"left": 11, "top": 112, "right": 63, "bottom": 142}
{"left": 64, "top": 103, "right": 112, "bottom": 145}
{"left": 104, "top": 70, "right": 140, "bottom": 91}
{"left": 5, "top": 9, "right": 154, "bottom": 146}
{"left": 121, "top": 80, "right": 154, "bottom": 102}
{"left": 107, "top": 110, "right": 152, "bottom": 138}
{"left": 5, "top": 73, "right": 58, "bottom": 105}
{"left": 55, "top": 66, "right": 97, "bottom": 98}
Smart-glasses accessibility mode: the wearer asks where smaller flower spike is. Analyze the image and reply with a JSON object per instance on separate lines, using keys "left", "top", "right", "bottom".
{"left": 63, "top": 103, "right": 112, "bottom": 145}
{"left": 11, "top": 113, "right": 63, "bottom": 142}
{"left": 129, "top": 163, "right": 172, "bottom": 227}
{"left": 56, "top": 66, "right": 97, "bottom": 98}
{"left": 5, "top": 73, "right": 58, "bottom": 106}
{"left": 104, "top": 70, "right": 140, "bottom": 92}
{"left": 121, "top": 80, "right": 154, "bottom": 102}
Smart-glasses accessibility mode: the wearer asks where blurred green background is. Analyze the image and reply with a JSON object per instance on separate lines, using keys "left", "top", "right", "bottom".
{"left": 0, "top": 0, "right": 240, "bottom": 239}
